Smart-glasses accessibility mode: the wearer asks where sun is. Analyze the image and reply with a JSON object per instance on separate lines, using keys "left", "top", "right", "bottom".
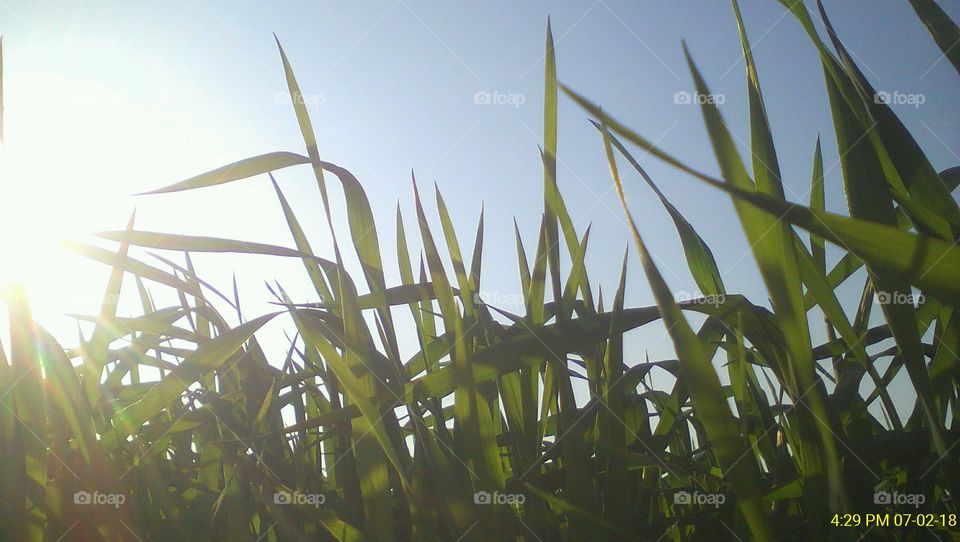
{"left": 0, "top": 70, "right": 180, "bottom": 320}
{"left": 0, "top": 139, "right": 70, "bottom": 290}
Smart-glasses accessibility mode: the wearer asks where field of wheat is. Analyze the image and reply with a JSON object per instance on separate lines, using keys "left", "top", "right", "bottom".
{"left": 1, "top": 1, "right": 958, "bottom": 540}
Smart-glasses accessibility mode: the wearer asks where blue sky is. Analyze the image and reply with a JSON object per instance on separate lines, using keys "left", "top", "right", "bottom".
{"left": 1, "top": 1, "right": 958, "bottom": 413}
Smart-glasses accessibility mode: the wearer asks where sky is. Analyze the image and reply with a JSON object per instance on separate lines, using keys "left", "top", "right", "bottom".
{"left": 1, "top": 0, "right": 958, "bottom": 416}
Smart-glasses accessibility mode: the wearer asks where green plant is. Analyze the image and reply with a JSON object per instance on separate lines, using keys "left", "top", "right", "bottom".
{"left": 1, "top": 1, "right": 958, "bottom": 541}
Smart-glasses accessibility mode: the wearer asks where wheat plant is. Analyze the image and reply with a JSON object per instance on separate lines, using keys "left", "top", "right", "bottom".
{"left": 1, "top": 1, "right": 958, "bottom": 541}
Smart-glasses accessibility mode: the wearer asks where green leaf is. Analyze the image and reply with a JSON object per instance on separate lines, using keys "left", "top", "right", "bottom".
{"left": 275, "top": 37, "right": 336, "bottom": 226}
{"left": 95, "top": 230, "right": 332, "bottom": 262}
{"left": 141, "top": 152, "right": 309, "bottom": 194}
{"left": 684, "top": 34, "right": 842, "bottom": 516}
{"left": 561, "top": 88, "right": 960, "bottom": 305}
{"left": 110, "top": 312, "right": 281, "bottom": 441}
{"left": 270, "top": 175, "right": 335, "bottom": 304}
{"left": 599, "top": 125, "right": 724, "bottom": 296}
{"left": 908, "top": 0, "right": 960, "bottom": 74}
{"left": 542, "top": 19, "right": 563, "bottom": 315}
{"left": 600, "top": 122, "right": 773, "bottom": 541}
{"left": 65, "top": 240, "right": 205, "bottom": 298}
{"left": 809, "top": 138, "right": 826, "bottom": 271}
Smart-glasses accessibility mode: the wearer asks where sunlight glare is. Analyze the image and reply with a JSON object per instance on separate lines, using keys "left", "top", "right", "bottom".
{"left": 0, "top": 72, "right": 179, "bottom": 314}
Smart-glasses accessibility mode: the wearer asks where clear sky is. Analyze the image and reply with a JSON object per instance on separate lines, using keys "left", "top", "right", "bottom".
{"left": 1, "top": 1, "right": 958, "bottom": 414}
